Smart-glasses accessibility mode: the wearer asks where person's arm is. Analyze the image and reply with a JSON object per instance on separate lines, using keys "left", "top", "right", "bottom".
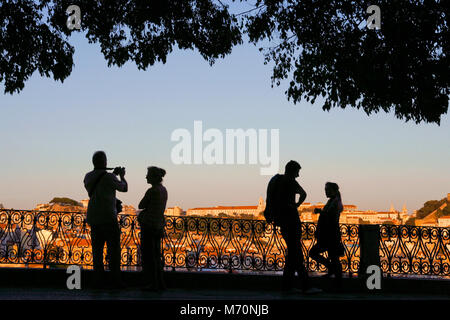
{"left": 295, "top": 183, "right": 307, "bottom": 208}
{"left": 119, "top": 175, "right": 128, "bottom": 192}
{"left": 83, "top": 176, "right": 89, "bottom": 194}
{"left": 111, "top": 172, "right": 128, "bottom": 192}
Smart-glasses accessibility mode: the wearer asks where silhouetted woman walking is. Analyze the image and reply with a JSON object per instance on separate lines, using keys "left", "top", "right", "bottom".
{"left": 138, "top": 166, "right": 168, "bottom": 291}
{"left": 310, "top": 182, "right": 345, "bottom": 289}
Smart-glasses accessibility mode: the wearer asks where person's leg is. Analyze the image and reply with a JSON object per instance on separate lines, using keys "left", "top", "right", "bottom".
{"left": 145, "top": 232, "right": 159, "bottom": 289}
{"left": 90, "top": 225, "right": 106, "bottom": 287}
{"left": 329, "top": 251, "right": 342, "bottom": 288}
{"left": 282, "top": 223, "right": 312, "bottom": 291}
{"left": 140, "top": 225, "right": 150, "bottom": 285}
{"left": 292, "top": 229, "right": 309, "bottom": 291}
{"left": 105, "top": 223, "right": 123, "bottom": 286}
{"left": 310, "top": 244, "right": 331, "bottom": 272}
{"left": 154, "top": 231, "right": 166, "bottom": 289}
{"left": 280, "top": 226, "right": 295, "bottom": 290}
{"left": 281, "top": 223, "right": 309, "bottom": 290}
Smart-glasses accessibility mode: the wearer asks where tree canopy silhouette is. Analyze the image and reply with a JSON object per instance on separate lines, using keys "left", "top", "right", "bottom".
{"left": 0, "top": 0, "right": 242, "bottom": 93}
{"left": 0, "top": 0, "right": 448, "bottom": 124}
{"left": 244, "top": 0, "right": 449, "bottom": 124}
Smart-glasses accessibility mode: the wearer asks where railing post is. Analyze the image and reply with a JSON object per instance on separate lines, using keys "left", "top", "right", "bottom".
{"left": 358, "top": 224, "right": 381, "bottom": 281}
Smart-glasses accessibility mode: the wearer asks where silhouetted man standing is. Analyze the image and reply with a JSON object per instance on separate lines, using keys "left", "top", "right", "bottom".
{"left": 270, "top": 160, "right": 319, "bottom": 294}
{"left": 84, "top": 151, "right": 128, "bottom": 289}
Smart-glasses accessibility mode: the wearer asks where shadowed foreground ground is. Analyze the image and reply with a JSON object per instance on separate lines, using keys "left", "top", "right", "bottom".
{"left": 1, "top": 286, "right": 449, "bottom": 300}
{"left": 0, "top": 267, "right": 449, "bottom": 300}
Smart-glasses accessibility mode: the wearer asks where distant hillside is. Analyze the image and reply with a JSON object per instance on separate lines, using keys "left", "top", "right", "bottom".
{"left": 49, "top": 197, "right": 82, "bottom": 207}
{"left": 436, "top": 205, "right": 450, "bottom": 218}
{"left": 416, "top": 197, "right": 449, "bottom": 219}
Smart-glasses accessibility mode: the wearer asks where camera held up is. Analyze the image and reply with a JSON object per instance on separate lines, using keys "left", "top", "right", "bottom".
{"left": 112, "top": 167, "right": 126, "bottom": 176}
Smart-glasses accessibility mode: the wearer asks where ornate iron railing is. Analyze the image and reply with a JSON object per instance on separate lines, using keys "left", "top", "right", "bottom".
{"left": 0, "top": 209, "right": 449, "bottom": 277}
{"left": 164, "top": 216, "right": 360, "bottom": 275}
{"left": 379, "top": 225, "right": 450, "bottom": 276}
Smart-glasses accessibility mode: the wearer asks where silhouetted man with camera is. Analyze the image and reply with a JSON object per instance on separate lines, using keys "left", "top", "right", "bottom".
{"left": 84, "top": 151, "right": 128, "bottom": 289}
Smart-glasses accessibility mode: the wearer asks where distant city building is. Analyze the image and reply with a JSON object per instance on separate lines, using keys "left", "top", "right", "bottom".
{"left": 438, "top": 216, "right": 450, "bottom": 228}
{"left": 340, "top": 204, "right": 408, "bottom": 225}
{"left": 29, "top": 192, "right": 449, "bottom": 227}
{"left": 35, "top": 203, "right": 49, "bottom": 211}
{"left": 186, "top": 197, "right": 265, "bottom": 218}
{"left": 120, "top": 204, "right": 136, "bottom": 215}
{"left": 299, "top": 202, "right": 409, "bottom": 225}
{"left": 81, "top": 199, "right": 89, "bottom": 208}
{"left": 165, "top": 206, "right": 185, "bottom": 216}
{"left": 184, "top": 198, "right": 408, "bottom": 225}
{"left": 344, "top": 205, "right": 358, "bottom": 212}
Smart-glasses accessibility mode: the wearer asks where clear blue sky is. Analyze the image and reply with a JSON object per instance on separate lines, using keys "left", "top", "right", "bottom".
{"left": 1, "top": 10, "right": 449, "bottom": 212}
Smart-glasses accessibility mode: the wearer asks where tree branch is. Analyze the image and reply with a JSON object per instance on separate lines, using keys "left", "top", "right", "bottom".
{"left": 235, "top": 4, "right": 266, "bottom": 16}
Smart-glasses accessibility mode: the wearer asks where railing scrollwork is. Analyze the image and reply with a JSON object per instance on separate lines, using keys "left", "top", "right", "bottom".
{"left": 0, "top": 209, "right": 449, "bottom": 277}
